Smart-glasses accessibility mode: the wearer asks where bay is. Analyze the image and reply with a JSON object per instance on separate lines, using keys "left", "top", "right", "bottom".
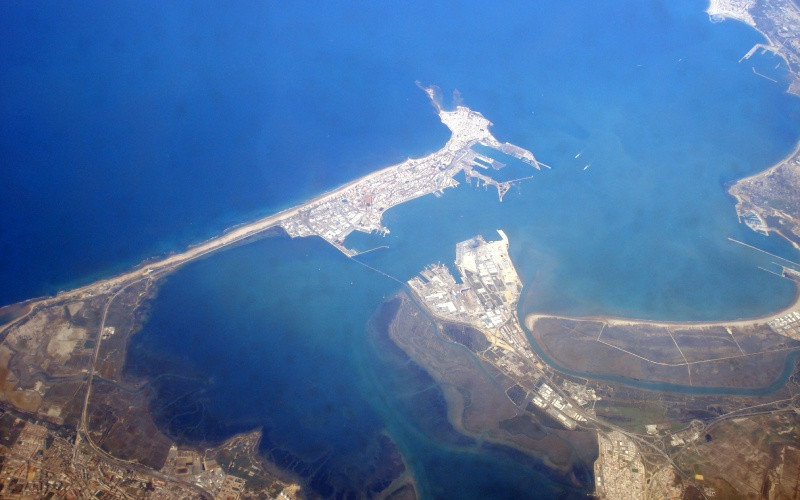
{"left": 3, "top": 0, "right": 800, "bottom": 497}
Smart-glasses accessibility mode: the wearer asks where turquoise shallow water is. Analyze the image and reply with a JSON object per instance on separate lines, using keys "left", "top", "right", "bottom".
{"left": 4, "top": 0, "right": 800, "bottom": 497}
{"left": 126, "top": 235, "right": 590, "bottom": 497}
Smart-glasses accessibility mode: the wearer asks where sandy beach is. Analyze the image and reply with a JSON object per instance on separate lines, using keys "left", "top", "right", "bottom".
{"left": 525, "top": 282, "right": 800, "bottom": 332}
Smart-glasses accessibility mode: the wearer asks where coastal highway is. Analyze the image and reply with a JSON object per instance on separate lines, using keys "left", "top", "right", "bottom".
{"left": 74, "top": 281, "right": 132, "bottom": 459}
{"left": 71, "top": 277, "right": 215, "bottom": 499}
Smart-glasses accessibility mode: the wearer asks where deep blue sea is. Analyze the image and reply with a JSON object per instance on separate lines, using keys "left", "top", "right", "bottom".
{"left": 3, "top": 0, "right": 800, "bottom": 497}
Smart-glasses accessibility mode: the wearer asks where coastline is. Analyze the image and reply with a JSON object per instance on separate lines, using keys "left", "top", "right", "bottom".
{"left": 382, "top": 293, "right": 594, "bottom": 492}
{"left": 520, "top": 137, "right": 800, "bottom": 334}
{"left": 525, "top": 281, "right": 800, "bottom": 331}
{"left": 728, "top": 139, "right": 800, "bottom": 251}
{"left": 2, "top": 2, "right": 799, "bottom": 496}
{"left": 0, "top": 142, "right": 436, "bottom": 313}
{"left": 706, "top": 0, "right": 754, "bottom": 26}
{"left": 729, "top": 139, "right": 800, "bottom": 188}
{"left": 1, "top": 93, "right": 525, "bottom": 313}
{"left": 706, "top": 0, "right": 800, "bottom": 97}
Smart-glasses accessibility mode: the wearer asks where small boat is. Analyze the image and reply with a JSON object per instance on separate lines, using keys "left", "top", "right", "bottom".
{"left": 583, "top": 163, "right": 591, "bottom": 171}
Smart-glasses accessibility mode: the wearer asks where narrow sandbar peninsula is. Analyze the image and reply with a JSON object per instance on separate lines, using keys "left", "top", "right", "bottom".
{"left": 1, "top": 85, "right": 540, "bottom": 316}
{"left": 0, "top": 87, "right": 543, "bottom": 499}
